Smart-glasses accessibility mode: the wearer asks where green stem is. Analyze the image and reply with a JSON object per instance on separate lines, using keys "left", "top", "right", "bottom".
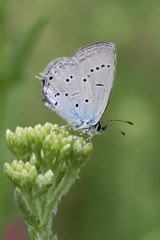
{"left": 28, "top": 224, "right": 53, "bottom": 240}
{"left": 45, "top": 168, "right": 80, "bottom": 221}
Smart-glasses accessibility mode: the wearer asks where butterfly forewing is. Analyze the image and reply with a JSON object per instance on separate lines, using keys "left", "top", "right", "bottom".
{"left": 72, "top": 42, "right": 116, "bottom": 125}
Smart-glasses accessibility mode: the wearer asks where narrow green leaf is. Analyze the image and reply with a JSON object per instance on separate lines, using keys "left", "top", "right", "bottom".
{"left": 15, "top": 188, "right": 39, "bottom": 226}
{"left": 0, "top": 16, "right": 48, "bottom": 87}
{"left": 0, "top": 0, "right": 9, "bottom": 24}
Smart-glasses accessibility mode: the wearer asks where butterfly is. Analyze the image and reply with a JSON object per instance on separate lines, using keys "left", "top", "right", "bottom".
{"left": 37, "top": 42, "right": 132, "bottom": 139}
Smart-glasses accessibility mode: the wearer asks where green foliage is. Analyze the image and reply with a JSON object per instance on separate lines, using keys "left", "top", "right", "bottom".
{"left": 4, "top": 123, "right": 92, "bottom": 240}
{"left": 0, "top": 16, "right": 48, "bottom": 89}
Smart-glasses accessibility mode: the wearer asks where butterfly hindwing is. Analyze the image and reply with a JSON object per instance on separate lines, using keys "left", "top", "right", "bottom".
{"left": 42, "top": 57, "right": 93, "bottom": 127}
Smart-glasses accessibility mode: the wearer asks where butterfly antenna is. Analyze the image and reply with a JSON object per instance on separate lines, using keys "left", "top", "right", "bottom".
{"left": 35, "top": 75, "right": 41, "bottom": 80}
{"left": 105, "top": 123, "right": 126, "bottom": 136}
{"left": 106, "top": 119, "right": 133, "bottom": 125}
{"left": 35, "top": 73, "right": 46, "bottom": 80}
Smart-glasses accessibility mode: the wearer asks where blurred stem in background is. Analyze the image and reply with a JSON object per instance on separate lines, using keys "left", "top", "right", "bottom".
{"left": 0, "top": 0, "right": 48, "bottom": 232}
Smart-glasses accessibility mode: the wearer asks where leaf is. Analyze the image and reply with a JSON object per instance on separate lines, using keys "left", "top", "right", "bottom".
{"left": 0, "top": 16, "right": 48, "bottom": 88}
{"left": 0, "top": 0, "right": 9, "bottom": 25}
{"left": 15, "top": 188, "right": 40, "bottom": 226}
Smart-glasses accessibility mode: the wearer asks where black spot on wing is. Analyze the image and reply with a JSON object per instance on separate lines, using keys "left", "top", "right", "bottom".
{"left": 71, "top": 92, "right": 79, "bottom": 97}
{"left": 96, "top": 83, "right": 104, "bottom": 86}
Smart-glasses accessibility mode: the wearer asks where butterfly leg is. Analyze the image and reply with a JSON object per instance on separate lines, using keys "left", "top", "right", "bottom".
{"left": 79, "top": 130, "right": 86, "bottom": 136}
{"left": 85, "top": 130, "right": 94, "bottom": 142}
{"left": 59, "top": 124, "right": 72, "bottom": 131}
{"left": 51, "top": 124, "right": 72, "bottom": 133}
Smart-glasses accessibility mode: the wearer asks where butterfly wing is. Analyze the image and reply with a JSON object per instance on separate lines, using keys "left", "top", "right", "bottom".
{"left": 72, "top": 42, "right": 116, "bottom": 126}
{"left": 41, "top": 57, "right": 93, "bottom": 127}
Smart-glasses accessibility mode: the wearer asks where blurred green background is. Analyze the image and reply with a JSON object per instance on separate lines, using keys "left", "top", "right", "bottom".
{"left": 0, "top": 0, "right": 160, "bottom": 239}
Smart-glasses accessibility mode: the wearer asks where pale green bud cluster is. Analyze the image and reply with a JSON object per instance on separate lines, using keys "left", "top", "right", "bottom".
{"left": 6, "top": 123, "right": 59, "bottom": 161}
{"left": 5, "top": 123, "right": 92, "bottom": 190}
{"left": 4, "top": 123, "right": 92, "bottom": 239}
{"left": 4, "top": 160, "right": 54, "bottom": 191}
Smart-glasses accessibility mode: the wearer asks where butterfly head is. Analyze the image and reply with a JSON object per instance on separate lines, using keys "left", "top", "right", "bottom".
{"left": 94, "top": 121, "right": 107, "bottom": 133}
